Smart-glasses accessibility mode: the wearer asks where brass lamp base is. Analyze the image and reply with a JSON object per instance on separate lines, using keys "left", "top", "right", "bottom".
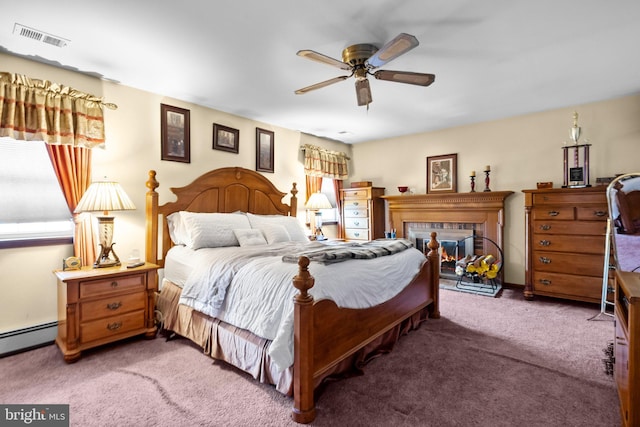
{"left": 94, "top": 243, "right": 121, "bottom": 268}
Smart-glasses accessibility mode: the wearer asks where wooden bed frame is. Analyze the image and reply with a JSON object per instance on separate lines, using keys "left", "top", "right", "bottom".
{"left": 144, "top": 167, "right": 440, "bottom": 423}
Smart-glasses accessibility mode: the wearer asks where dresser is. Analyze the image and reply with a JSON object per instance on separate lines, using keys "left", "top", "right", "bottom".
{"left": 340, "top": 186, "right": 385, "bottom": 241}
{"left": 54, "top": 263, "right": 159, "bottom": 362}
{"left": 523, "top": 186, "right": 607, "bottom": 303}
{"left": 614, "top": 270, "right": 640, "bottom": 427}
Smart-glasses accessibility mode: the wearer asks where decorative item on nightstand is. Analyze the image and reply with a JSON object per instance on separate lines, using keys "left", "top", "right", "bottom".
{"left": 305, "top": 192, "right": 333, "bottom": 240}
{"left": 74, "top": 180, "right": 136, "bottom": 268}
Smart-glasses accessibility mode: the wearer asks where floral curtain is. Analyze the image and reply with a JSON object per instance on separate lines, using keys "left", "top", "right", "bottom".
{"left": 301, "top": 144, "right": 349, "bottom": 179}
{"left": 0, "top": 71, "right": 117, "bottom": 147}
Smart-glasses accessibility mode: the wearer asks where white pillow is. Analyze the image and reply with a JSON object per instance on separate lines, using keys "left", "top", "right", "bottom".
{"left": 233, "top": 229, "right": 267, "bottom": 246}
{"left": 166, "top": 212, "right": 188, "bottom": 245}
{"left": 246, "top": 213, "right": 309, "bottom": 242}
{"left": 260, "top": 224, "right": 291, "bottom": 244}
{"left": 180, "top": 211, "right": 251, "bottom": 249}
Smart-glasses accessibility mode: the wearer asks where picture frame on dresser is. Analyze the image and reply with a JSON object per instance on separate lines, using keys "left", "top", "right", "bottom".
{"left": 160, "top": 104, "right": 190, "bottom": 163}
{"left": 256, "top": 128, "right": 274, "bottom": 173}
{"left": 427, "top": 153, "right": 457, "bottom": 193}
{"left": 213, "top": 123, "right": 239, "bottom": 153}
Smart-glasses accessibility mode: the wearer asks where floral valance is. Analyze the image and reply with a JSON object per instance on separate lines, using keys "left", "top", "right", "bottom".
{"left": 0, "top": 72, "right": 117, "bottom": 148}
{"left": 301, "top": 144, "right": 350, "bottom": 179}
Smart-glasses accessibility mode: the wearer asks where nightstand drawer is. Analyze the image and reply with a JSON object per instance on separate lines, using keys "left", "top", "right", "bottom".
{"left": 80, "top": 274, "right": 146, "bottom": 299}
{"left": 81, "top": 310, "right": 145, "bottom": 344}
{"left": 80, "top": 291, "right": 146, "bottom": 322}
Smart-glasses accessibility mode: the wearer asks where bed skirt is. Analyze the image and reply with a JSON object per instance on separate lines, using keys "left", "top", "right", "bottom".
{"left": 156, "top": 279, "right": 430, "bottom": 396}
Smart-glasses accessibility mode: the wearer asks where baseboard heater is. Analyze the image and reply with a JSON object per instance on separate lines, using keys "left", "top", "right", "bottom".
{"left": 0, "top": 321, "right": 57, "bottom": 357}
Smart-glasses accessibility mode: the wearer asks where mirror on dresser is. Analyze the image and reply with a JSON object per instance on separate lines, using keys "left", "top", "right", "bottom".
{"left": 607, "top": 172, "right": 640, "bottom": 273}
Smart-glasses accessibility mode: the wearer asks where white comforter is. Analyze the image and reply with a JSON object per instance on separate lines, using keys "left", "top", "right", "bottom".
{"left": 174, "top": 241, "right": 426, "bottom": 371}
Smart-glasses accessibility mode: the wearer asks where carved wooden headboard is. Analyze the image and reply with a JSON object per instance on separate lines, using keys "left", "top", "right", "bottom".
{"left": 145, "top": 167, "right": 298, "bottom": 266}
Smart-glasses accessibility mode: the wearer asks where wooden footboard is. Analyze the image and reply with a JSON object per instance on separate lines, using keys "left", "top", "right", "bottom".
{"left": 291, "top": 233, "right": 440, "bottom": 423}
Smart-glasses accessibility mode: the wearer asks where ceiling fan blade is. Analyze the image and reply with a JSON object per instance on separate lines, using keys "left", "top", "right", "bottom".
{"left": 366, "top": 33, "right": 419, "bottom": 68}
{"left": 373, "top": 70, "right": 435, "bottom": 86}
{"left": 297, "top": 49, "right": 352, "bottom": 71}
{"left": 295, "top": 75, "right": 350, "bottom": 95}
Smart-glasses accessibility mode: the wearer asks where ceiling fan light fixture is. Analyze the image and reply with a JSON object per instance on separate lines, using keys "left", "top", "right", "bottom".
{"left": 355, "top": 79, "right": 372, "bottom": 107}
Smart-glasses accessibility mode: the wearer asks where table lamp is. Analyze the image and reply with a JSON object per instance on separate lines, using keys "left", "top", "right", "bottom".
{"left": 74, "top": 180, "right": 136, "bottom": 268}
{"left": 305, "top": 192, "right": 333, "bottom": 240}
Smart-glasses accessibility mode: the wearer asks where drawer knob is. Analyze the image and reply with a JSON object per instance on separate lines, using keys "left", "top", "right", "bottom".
{"left": 539, "top": 256, "right": 552, "bottom": 264}
{"left": 538, "top": 240, "right": 551, "bottom": 246}
{"left": 547, "top": 211, "right": 560, "bottom": 217}
{"left": 354, "top": 232, "right": 360, "bottom": 237}
{"left": 354, "top": 221, "right": 360, "bottom": 226}
{"left": 107, "top": 321, "right": 122, "bottom": 331}
{"left": 594, "top": 210, "right": 606, "bottom": 217}
{"left": 353, "top": 211, "right": 360, "bottom": 216}
{"left": 110, "top": 281, "right": 118, "bottom": 288}
{"left": 353, "top": 202, "right": 359, "bottom": 206}
{"left": 538, "top": 279, "right": 552, "bottom": 285}
{"left": 539, "top": 224, "right": 551, "bottom": 231}
{"left": 106, "top": 302, "right": 122, "bottom": 310}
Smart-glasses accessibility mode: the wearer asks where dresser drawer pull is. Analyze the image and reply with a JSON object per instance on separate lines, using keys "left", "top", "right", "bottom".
{"left": 352, "top": 211, "right": 361, "bottom": 216}
{"left": 539, "top": 224, "right": 551, "bottom": 231}
{"left": 547, "top": 211, "right": 560, "bottom": 217}
{"left": 106, "top": 302, "right": 122, "bottom": 310}
{"left": 594, "top": 210, "right": 606, "bottom": 217}
{"left": 538, "top": 279, "right": 552, "bottom": 285}
{"left": 352, "top": 202, "right": 359, "bottom": 206}
{"left": 538, "top": 240, "right": 551, "bottom": 246}
{"left": 110, "top": 281, "right": 118, "bottom": 288}
{"left": 539, "top": 257, "right": 551, "bottom": 264}
{"left": 107, "top": 321, "right": 122, "bottom": 331}
{"left": 354, "top": 232, "right": 360, "bottom": 237}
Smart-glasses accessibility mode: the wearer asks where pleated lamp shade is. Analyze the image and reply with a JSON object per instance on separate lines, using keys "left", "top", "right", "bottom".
{"left": 74, "top": 181, "right": 136, "bottom": 215}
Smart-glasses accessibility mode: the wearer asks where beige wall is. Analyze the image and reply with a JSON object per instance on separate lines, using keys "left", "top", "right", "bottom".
{"left": 349, "top": 95, "right": 640, "bottom": 284}
{"left": 0, "top": 53, "right": 348, "bottom": 333}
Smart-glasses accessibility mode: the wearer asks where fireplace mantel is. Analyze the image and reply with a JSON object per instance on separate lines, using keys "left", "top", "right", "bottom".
{"left": 381, "top": 191, "right": 514, "bottom": 256}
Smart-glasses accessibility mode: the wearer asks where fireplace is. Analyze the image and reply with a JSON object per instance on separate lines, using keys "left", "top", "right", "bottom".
{"left": 411, "top": 226, "right": 475, "bottom": 279}
{"left": 381, "top": 191, "right": 514, "bottom": 283}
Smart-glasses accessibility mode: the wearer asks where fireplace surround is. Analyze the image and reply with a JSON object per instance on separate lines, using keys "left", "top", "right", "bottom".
{"left": 382, "top": 191, "right": 514, "bottom": 280}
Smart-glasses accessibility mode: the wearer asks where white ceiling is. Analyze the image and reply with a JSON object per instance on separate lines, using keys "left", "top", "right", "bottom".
{"left": 2, "top": 1, "right": 639, "bottom": 144}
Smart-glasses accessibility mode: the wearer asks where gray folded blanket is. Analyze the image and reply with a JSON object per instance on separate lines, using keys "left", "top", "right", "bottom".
{"left": 282, "top": 238, "right": 414, "bottom": 264}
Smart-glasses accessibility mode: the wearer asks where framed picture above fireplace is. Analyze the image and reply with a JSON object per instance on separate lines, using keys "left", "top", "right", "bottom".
{"left": 427, "top": 153, "right": 457, "bottom": 193}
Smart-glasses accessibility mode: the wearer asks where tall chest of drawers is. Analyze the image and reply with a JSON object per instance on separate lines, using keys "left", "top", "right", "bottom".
{"left": 523, "top": 186, "right": 608, "bottom": 303}
{"left": 340, "top": 186, "right": 385, "bottom": 241}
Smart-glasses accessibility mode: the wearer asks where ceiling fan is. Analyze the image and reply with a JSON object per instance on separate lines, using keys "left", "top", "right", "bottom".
{"left": 294, "top": 33, "right": 435, "bottom": 107}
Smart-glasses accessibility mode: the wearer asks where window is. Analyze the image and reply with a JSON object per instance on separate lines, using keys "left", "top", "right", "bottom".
{"left": 318, "top": 178, "right": 338, "bottom": 223}
{"left": 0, "top": 138, "right": 74, "bottom": 247}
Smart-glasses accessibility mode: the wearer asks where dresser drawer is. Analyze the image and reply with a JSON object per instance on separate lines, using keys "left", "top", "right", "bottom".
{"left": 345, "top": 229, "right": 369, "bottom": 240}
{"left": 342, "top": 188, "right": 372, "bottom": 200}
{"left": 80, "top": 274, "right": 146, "bottom": 299}
{"left": 532, "top": 271, "right": 601, "bottom": 300}
{"left": 344, "top": 208, "right": 368, "bottom": 218}
{"left": 80, "top": 291, "right": 146, "bottom": 322}
{"left": 533, "top": 251, "right": 604, "bottom": 276}
{"left": 532, "top": 220, "right": 607, "bottom": 236}
{"left": 344, "top": 217, "right": 369, "bottom": 229}
{"left": 80, "top": 309, "right": 145, "bottom": 344}
{"left": 531, "top": 234, "right": 605, "bottom": 255}
{"left": 576, "top": 205, "right": 608, "bottom": 221}
{"left": 344, "top": 199, "right": 368, "bottom": 210}
{"left": 532, "top": 207, "right": 574, "bottom": 221}
{"left": 532, "top": 192, "right": 605, "bottom": 205}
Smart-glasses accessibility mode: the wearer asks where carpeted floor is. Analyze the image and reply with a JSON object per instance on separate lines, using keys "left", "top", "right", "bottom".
{"left": 0, "top": 288, "right": 620, "bottom": 426}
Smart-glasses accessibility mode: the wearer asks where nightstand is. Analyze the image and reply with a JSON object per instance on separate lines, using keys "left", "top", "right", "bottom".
{"left": 53, "top": 263, "right": 159, "bottom": 363}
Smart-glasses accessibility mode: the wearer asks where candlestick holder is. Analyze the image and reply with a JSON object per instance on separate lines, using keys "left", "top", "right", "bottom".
{"left": 484, "top": 170, "right": 491, "bottom": 192}
{"left": 470, "top": 175, "right": 476, "bottom": 192}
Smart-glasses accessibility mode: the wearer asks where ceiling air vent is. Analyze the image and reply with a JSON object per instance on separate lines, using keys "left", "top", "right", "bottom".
{"left": 13, "top": 23, "right": 69, "bottom": 48}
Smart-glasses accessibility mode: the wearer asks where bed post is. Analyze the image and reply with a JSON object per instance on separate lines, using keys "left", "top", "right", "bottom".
{"left": 292, "top": 256, "right": 316, "bottom": 424}
{"left": 290, "top": 182, "right": 298, "bottom": 217}
{"left": 145, "top": 170, "right": 159, "bottom": 264}
{"left": 427, "top": 232, "right": 441, "bottom": 319}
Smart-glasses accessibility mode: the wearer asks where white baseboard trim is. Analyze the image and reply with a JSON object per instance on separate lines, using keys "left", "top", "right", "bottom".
{"left": 0, "top": 322, "right": 57, "bottom": 357}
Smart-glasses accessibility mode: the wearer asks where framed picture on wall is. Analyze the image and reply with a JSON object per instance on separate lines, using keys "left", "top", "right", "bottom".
{"left": 213, "top": 123, "right": 239, "bottom": 153}
{"left": 426, "top": 153, "right": 457, "bottom": 193}
{"left": 160, "top": 104, "right": 190, "bottom": 163}
{"left": 256, "top": 128, "right": 274, "bottom": 173}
